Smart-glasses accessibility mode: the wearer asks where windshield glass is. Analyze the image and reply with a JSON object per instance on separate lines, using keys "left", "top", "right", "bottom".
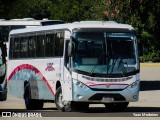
{"left": 72, "top": 32, "right": 139, "bottom": 76}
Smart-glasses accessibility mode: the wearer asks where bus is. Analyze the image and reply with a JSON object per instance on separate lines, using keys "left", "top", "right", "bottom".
{"left": 8, "top": 21, "right": 140, "bottom": 111}
{"left": 0, "top": 18, "right": 63, "bottom": 101}
{"left": 0, "top": 18, "right": 64, "bottom": 45}
{"left": 0, "top": 40, "right": 7, "bottom": 101}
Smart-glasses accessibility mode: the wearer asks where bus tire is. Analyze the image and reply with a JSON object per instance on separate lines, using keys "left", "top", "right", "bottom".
{"left": 55, "top": 87, "right": 89, "bottom": 112}
{"left": 0, "top": 89, "right": 7, "bottom": 101}
{"left": 24, "top": 84, "right": 43, "bottom": 110}
{"left": 55, "top": 87, "right": 72, "bottom": 112}
{"left": 104, "top": 102, "right": 129, "bottom": 111}
{"left": 0, "top": 79, "right": 7, "bottom": 101}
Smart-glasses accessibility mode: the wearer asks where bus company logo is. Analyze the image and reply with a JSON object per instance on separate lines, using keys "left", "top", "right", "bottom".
{"left": 106, "top": 84, "right": 110, "bottom": 88}
{"left": 45, "top": 63, "right": 55, "bottom": 71}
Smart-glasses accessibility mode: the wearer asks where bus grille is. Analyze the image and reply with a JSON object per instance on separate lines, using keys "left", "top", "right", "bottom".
{"left": 82, "top": 76, "right": 132, "bottom": 82}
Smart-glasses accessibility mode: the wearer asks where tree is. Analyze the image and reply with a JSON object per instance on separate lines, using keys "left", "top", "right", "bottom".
{"left": 102, "top": 0, "right": 160, "bottom": 62}
{"left": 6, "top": 0, "right": 52, "bottom": 19}
{"left": 0, "top": 0, "right": 15, "bottom": 19}
{"left": 50, "top": 0, "right": 104, "bottom": 22}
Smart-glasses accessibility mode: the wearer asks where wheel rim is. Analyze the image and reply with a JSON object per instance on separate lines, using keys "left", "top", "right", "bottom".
{"left": 57, "top": 92, "right": 64, "bottom": 108}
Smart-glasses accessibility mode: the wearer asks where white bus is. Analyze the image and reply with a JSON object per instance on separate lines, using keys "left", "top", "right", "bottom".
{"left": 0, "top": 18, "right": 63, "bottom": 101}
{"left": 0, "top": 41, "right": 7, "bottom": 101}
{"left": 8, "top": 21, "right": 140, "bottom": 111}
{"left": 0, "top": 18, "right": 64, "bottom": 43}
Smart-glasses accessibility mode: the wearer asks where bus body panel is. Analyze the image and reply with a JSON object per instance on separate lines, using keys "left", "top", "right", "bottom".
{"left": 8, "top": 58, "right": 62, "bottom": 100}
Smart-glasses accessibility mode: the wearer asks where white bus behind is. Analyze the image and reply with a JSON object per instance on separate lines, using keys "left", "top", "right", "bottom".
{"left": 0, "top": 18, "right": 63, "bottom": 101}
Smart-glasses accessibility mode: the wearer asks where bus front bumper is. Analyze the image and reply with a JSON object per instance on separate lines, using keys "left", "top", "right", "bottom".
{"left": 72, "top": 79, "right": 140, "bottom": 103}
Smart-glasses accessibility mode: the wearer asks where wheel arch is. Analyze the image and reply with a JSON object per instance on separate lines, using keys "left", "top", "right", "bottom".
{"left": 56, "top": 81, "right": 61, "bottom": 91}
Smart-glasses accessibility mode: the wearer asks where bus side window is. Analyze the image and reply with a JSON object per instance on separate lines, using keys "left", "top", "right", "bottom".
{"left": 9, "top": 37, "right": 14, "bottom": 59}
{"left": 36, "top": 34, "right": 45, "bottom": 57}
{"left": 28, "top": 35, "right": 36, "bottom": 58}
{"left": 13, "top": 37, "right": 20, "bottom": 58}
{"left": 20, "top": 36, "right": 28, "bottom": 58}
{"left": 46, "top": 33, "right": 55, "bottom": 57}
{"left": 1, "top": 26, "right": 10, "bottom": 42}
{"left": 55, "top": 32, "right": 64, "bottom": 57}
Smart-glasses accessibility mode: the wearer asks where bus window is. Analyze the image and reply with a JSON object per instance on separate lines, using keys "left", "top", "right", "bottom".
{"left": 0, "top": 26, "right": 26, "bottom": 42}
{"left": 13, "top": 37, "right": 20, "bottom": 58}
{"left": 20, "top": 36, "right": 28, "bottom": 58}
{"left": 46, "top": 33, "right": 55, "bottom": 57}
{"left": 36, "top": 34, "right": 45, "bottom": 57}
{"left": 28, "top": 35, "right": 36, "bottom": 58}
{"left": 41, "top": 21, "right": 64, "bottom": 26}
{"left": 1, "top": 26, "right": 10, "bottom": 42}
{"left": 55, "top": 32, "right": 64, "bottom": 57}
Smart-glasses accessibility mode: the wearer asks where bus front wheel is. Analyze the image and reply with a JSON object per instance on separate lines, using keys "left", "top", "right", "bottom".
{"left": 55, "top": 87, "right": 89, "bottom": 112}
{"left": 55, "top": 87, "right": 71, "bottom": 112}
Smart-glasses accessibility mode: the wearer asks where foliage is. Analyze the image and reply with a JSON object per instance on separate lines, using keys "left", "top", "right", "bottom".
{"left": 50, "top": 0, "right": 104, "bottom": 22}
{"left": 0, "top": 0, "right": 160, "bottom": 62}
{"left": 140, "top": 52, "right": 160, "bottom": 63}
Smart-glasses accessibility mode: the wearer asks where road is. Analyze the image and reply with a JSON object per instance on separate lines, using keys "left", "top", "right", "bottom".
{"left": 0, "top": 66, "right": 160, "bottom": 119}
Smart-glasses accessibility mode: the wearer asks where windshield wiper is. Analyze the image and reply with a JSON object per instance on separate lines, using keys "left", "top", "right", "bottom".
{"left": 101, "top": 58, "right": 128, "bottom": 75}
{"left": 118, "top": 58, "right": 128, "bottom": 74}
{"left": 89, "top": 65, "right": 98, "bottom": 76}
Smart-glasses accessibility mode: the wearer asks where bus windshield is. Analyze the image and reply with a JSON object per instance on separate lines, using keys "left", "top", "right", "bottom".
{"left": 72, "top": 32, "right": 139, "bottom": 76}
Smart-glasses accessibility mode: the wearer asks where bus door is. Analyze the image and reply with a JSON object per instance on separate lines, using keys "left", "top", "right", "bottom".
{"left": 62, "top": 39, "right": 72, "bottom": 101}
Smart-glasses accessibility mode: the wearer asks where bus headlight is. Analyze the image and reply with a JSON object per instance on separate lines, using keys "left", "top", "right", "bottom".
{"left": 75, "top": 80, "right": 88, "bottom": 89}
{"left": 128, "top": 80, "right": 139, "bottom": 89}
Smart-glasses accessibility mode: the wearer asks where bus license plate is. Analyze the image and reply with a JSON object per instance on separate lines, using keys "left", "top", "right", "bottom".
{"left": 102, "top": 97, "right": 114, "bottom": 102}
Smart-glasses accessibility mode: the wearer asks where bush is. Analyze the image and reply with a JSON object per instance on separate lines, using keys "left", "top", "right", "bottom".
{"left": 140, "top": 52, "right": 160, "bottom": 62}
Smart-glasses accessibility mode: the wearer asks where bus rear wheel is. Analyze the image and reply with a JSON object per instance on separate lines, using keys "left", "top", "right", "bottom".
{"left": 24, "top": 84, "right": 43, "bottom": 110}
{"left": 104, "top": 102, "right": 129, "bottom": 111}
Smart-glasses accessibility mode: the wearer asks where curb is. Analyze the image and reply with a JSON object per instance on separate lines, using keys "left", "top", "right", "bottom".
{"left": 140, "top": 63, "right": 160, "bottom": 67}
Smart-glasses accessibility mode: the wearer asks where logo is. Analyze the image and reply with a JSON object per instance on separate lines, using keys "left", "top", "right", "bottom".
{"left": 106, "top": 84, "right": 110, "bottom": 88}
{"left": 2, "top": 112, "right": 11, "bottom": 117}
{"left": 45, "top": 63, "right": 55, "bottom": 71}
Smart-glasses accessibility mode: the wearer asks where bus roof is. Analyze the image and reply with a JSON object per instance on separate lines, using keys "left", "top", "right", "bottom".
{"left": 9, "top": 21, "right": 134, "bottom": 35}
{"left": 0, "top": 19, "right": 63, "bottom": 26}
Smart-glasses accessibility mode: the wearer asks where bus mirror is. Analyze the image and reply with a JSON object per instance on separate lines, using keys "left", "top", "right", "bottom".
{"left": 68, "top": 42, "right": 75, "bottom": 57}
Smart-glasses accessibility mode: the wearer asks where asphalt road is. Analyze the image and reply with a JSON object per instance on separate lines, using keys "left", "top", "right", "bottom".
{"left": 0, "top": 66, "right": 160, "bottom": 119}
